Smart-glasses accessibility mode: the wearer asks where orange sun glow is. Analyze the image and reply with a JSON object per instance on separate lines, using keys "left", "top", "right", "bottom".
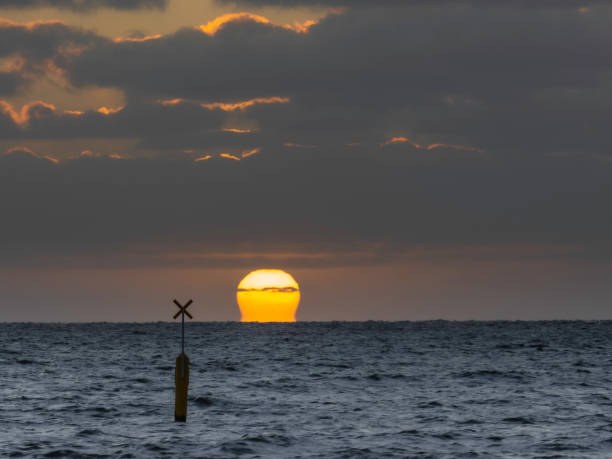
{"left": 237, "top": 269, "right": 300, "bottom": 322}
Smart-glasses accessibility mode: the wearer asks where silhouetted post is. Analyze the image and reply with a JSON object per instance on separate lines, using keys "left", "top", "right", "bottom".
{"left": 173, "top": 299, "right": 193, "bottom": 422}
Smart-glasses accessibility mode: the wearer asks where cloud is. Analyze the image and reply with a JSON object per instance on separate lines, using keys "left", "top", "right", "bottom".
{"left": 2, "top": 146, "right": 59, "bottom": 170}
{"left": 201, "top": 97, "right": 290, "bottom": 112}
{"left": 0, "top": 71, "right": 21, "bottom": 95}
{"left": 219, "top": 152, "right": 241, "bottom": 160}
{"left": 381, "top": 136, "right": 484, "bottom": 153}
{"left": 57, "top": 6, "right": 612, "bottom": 155}
{"left": 0, "top": 99, "right": 228, "bottom": 145}
{"left": 240, "top": 147, "right": 260, "bottom": 158}
{"left": 1, "top": 3, "right": 612, "bottom": 270}
{"left": 213, "top": 0, "right": 612, "bottom": 7}
{"left": 198, "top": 11, "right": 330, "bottom": 35}
{"left": 0, "top": 100, "right": 55, "bottom": 126}
{"left": 0, "top": 19, "right": 103, "bottom": 60}
{"left": 3, "top": 6, "right": 612, "bottom": 156}
{"left": 0, "top": 18, "right": 104, "bottom": 95}
{"left": 237, "top": 286, "right": 299, "bottom": 292}
{"left": 0, "top": 0, "right": 167, "bottom": 11}
{"left": 223, "top": 128, "right": 256, "bottom": 134}
{"left": 97, "top": 105, "right": 125, "bottom": 115}
{"left": 113, "top": 34, "right": 163, "bottom": 43}
{"left": 199, "top": 12, "right": 272, "bottom": 36}
{"left": 1, "top": 144, "right": 611, "bottom": 268}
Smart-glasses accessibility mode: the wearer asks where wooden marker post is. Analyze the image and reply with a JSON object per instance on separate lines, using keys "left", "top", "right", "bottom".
{"left": 173, "top": 299, "right": 193, "bottom": 422}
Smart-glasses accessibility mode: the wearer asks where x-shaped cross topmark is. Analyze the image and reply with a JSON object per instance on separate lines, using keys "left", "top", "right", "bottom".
{"left": 173, "top": 299, "right": 193, "bottom": 319}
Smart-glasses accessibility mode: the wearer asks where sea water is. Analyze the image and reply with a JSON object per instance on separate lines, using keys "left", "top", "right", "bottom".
{"left": 1, "top": 321, "right": 611, "bottom": 458}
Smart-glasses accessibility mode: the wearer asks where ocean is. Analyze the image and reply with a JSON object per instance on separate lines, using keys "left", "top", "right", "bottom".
{"left": 1, "top": 321, "right": 611, "bottom": 458}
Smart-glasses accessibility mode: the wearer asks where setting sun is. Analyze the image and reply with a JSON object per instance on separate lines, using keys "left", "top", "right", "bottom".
{"left": 237, "top": 269, "right": 300, "bottom": 322}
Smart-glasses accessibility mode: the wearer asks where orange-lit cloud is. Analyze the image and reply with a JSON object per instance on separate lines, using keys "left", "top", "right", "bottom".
{"left": 7, "top": 146, "right": 31, "bottom": 154}
{"left": 157, "top": 98, "right": 184, "bottom": 106}
{"left": 7, "top": 146, "right": 58, "bottom": 164}
{"left": 0, "top": 18, "right": 66, "bottom": 31}
{"left": 381, "top": 136, "right": 484, "bottom": 153}
{"left": 42, "top": 58, "right": 66, "bottom": 77}
{"left": 97, "top": 105, "right": 125, "bottom": 115}
{"left": 202, "top": 96, "right": 289, "bottom": 112}
{"left": 380, "top": 136, "right": 421, "bottom": 148}
{"left": 282, "top": 18, "right": 327, "bottom": 34}
{"left": 220, "top": 153, "right": 241, "bottom": 161}
{"left": 198, "top": 10, "right": 344, "bottom": 36}
{"left": 207, "top": 148, "right": 261, "bottom": 161}
{"left": 114, "top": 34, "right": 162, "bottom": 43}
{"left": 199, "top": 13, "right": 271, "bottom": 36}
{"left": 194, "top": 155, "right": 212, "bottom": 162}
{"left": 0, "top": 100, "right": 55, "bottom": 126}
{"left": 58, "top": 45, "right": 89, "bottom": 58}
{"left": 156, "top": 97, "right": 288, "bottom": 111}
{"left": 0, "top": 56, "right": 26, "bottom": 73}
{"left": 426, "top": 143, "right": 484, "bottom": 153}
{"left": 2, "top": 103, "right": 126, "bottom": 122}
{"left": 80, "top": 150, "right": 99, "bottom": 157}
{"left": 223, "top": 128, "right": 256, "bottom": 134}
{"left": 241, "top": 147, "right": 260, "bottom": 158}
{"left": 78, "top": 150, "right": 123, "bottom": 160}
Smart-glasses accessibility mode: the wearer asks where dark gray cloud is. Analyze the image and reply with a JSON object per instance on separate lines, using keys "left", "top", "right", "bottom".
{"left": 0, "top": 0, "right": 167, "bottom": 11}
{"left": 1, "top": 5, "right": 611, "bottom": 154}
{"left": 0, "top": 100, "right": 225, "bottom": 141}
{"left": 2, "top": 5, "right": 612, "bottom": 155}
{"left": 2, "top": 3, "right": 612, "bottom": 271}
{"left": 0, "top": 18, "right": 104, "bottom": 95}
{"left": 1, "top": 144, "right": 611, "bottom": 268}
{"left": 0, "top": 71, "right": 21, "bottom": 95}
{"left": 60, "top": 6, "right": 612, "bottom": 154}
{"left": 215, "top": 0, "right": 612, "bottom": 6}
{"left": 0, "top": 18, "right": 102, "bottom": 60}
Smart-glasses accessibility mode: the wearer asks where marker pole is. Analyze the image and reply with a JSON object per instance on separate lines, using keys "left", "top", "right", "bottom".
{"left": 174, "top": 353, "right": 189, "bottom": 422}
{"left": 173, "top": 299, "right": 193, "bottom": 422}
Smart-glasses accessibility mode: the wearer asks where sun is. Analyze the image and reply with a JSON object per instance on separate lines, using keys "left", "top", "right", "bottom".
{"left": 237, "top": 269, "right": 300, "bottom": 322}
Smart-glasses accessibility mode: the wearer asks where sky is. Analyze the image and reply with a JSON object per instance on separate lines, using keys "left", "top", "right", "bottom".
{"left": 1, "top": 0, "right": 611, "bottom": 321}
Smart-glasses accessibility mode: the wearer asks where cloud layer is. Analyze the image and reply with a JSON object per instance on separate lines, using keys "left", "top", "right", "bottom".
{"left": 213, "top": 0, "right": 612, "bottom": 6}
{"left": 0, "top": 0, "right": 167, "bottom": 11}
{"left": 1, "top": 6, "right": 612, "bottom": 155}
{"left": 0, "top": 3, "right": 611, "bottom": 267}
{"left": 1, "top": 141, "right": 611, "bottom": 268}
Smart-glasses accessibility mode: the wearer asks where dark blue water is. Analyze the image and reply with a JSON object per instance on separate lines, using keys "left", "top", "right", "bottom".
{"left": 1, "top": 322, "right": 611, "bottom": 458}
